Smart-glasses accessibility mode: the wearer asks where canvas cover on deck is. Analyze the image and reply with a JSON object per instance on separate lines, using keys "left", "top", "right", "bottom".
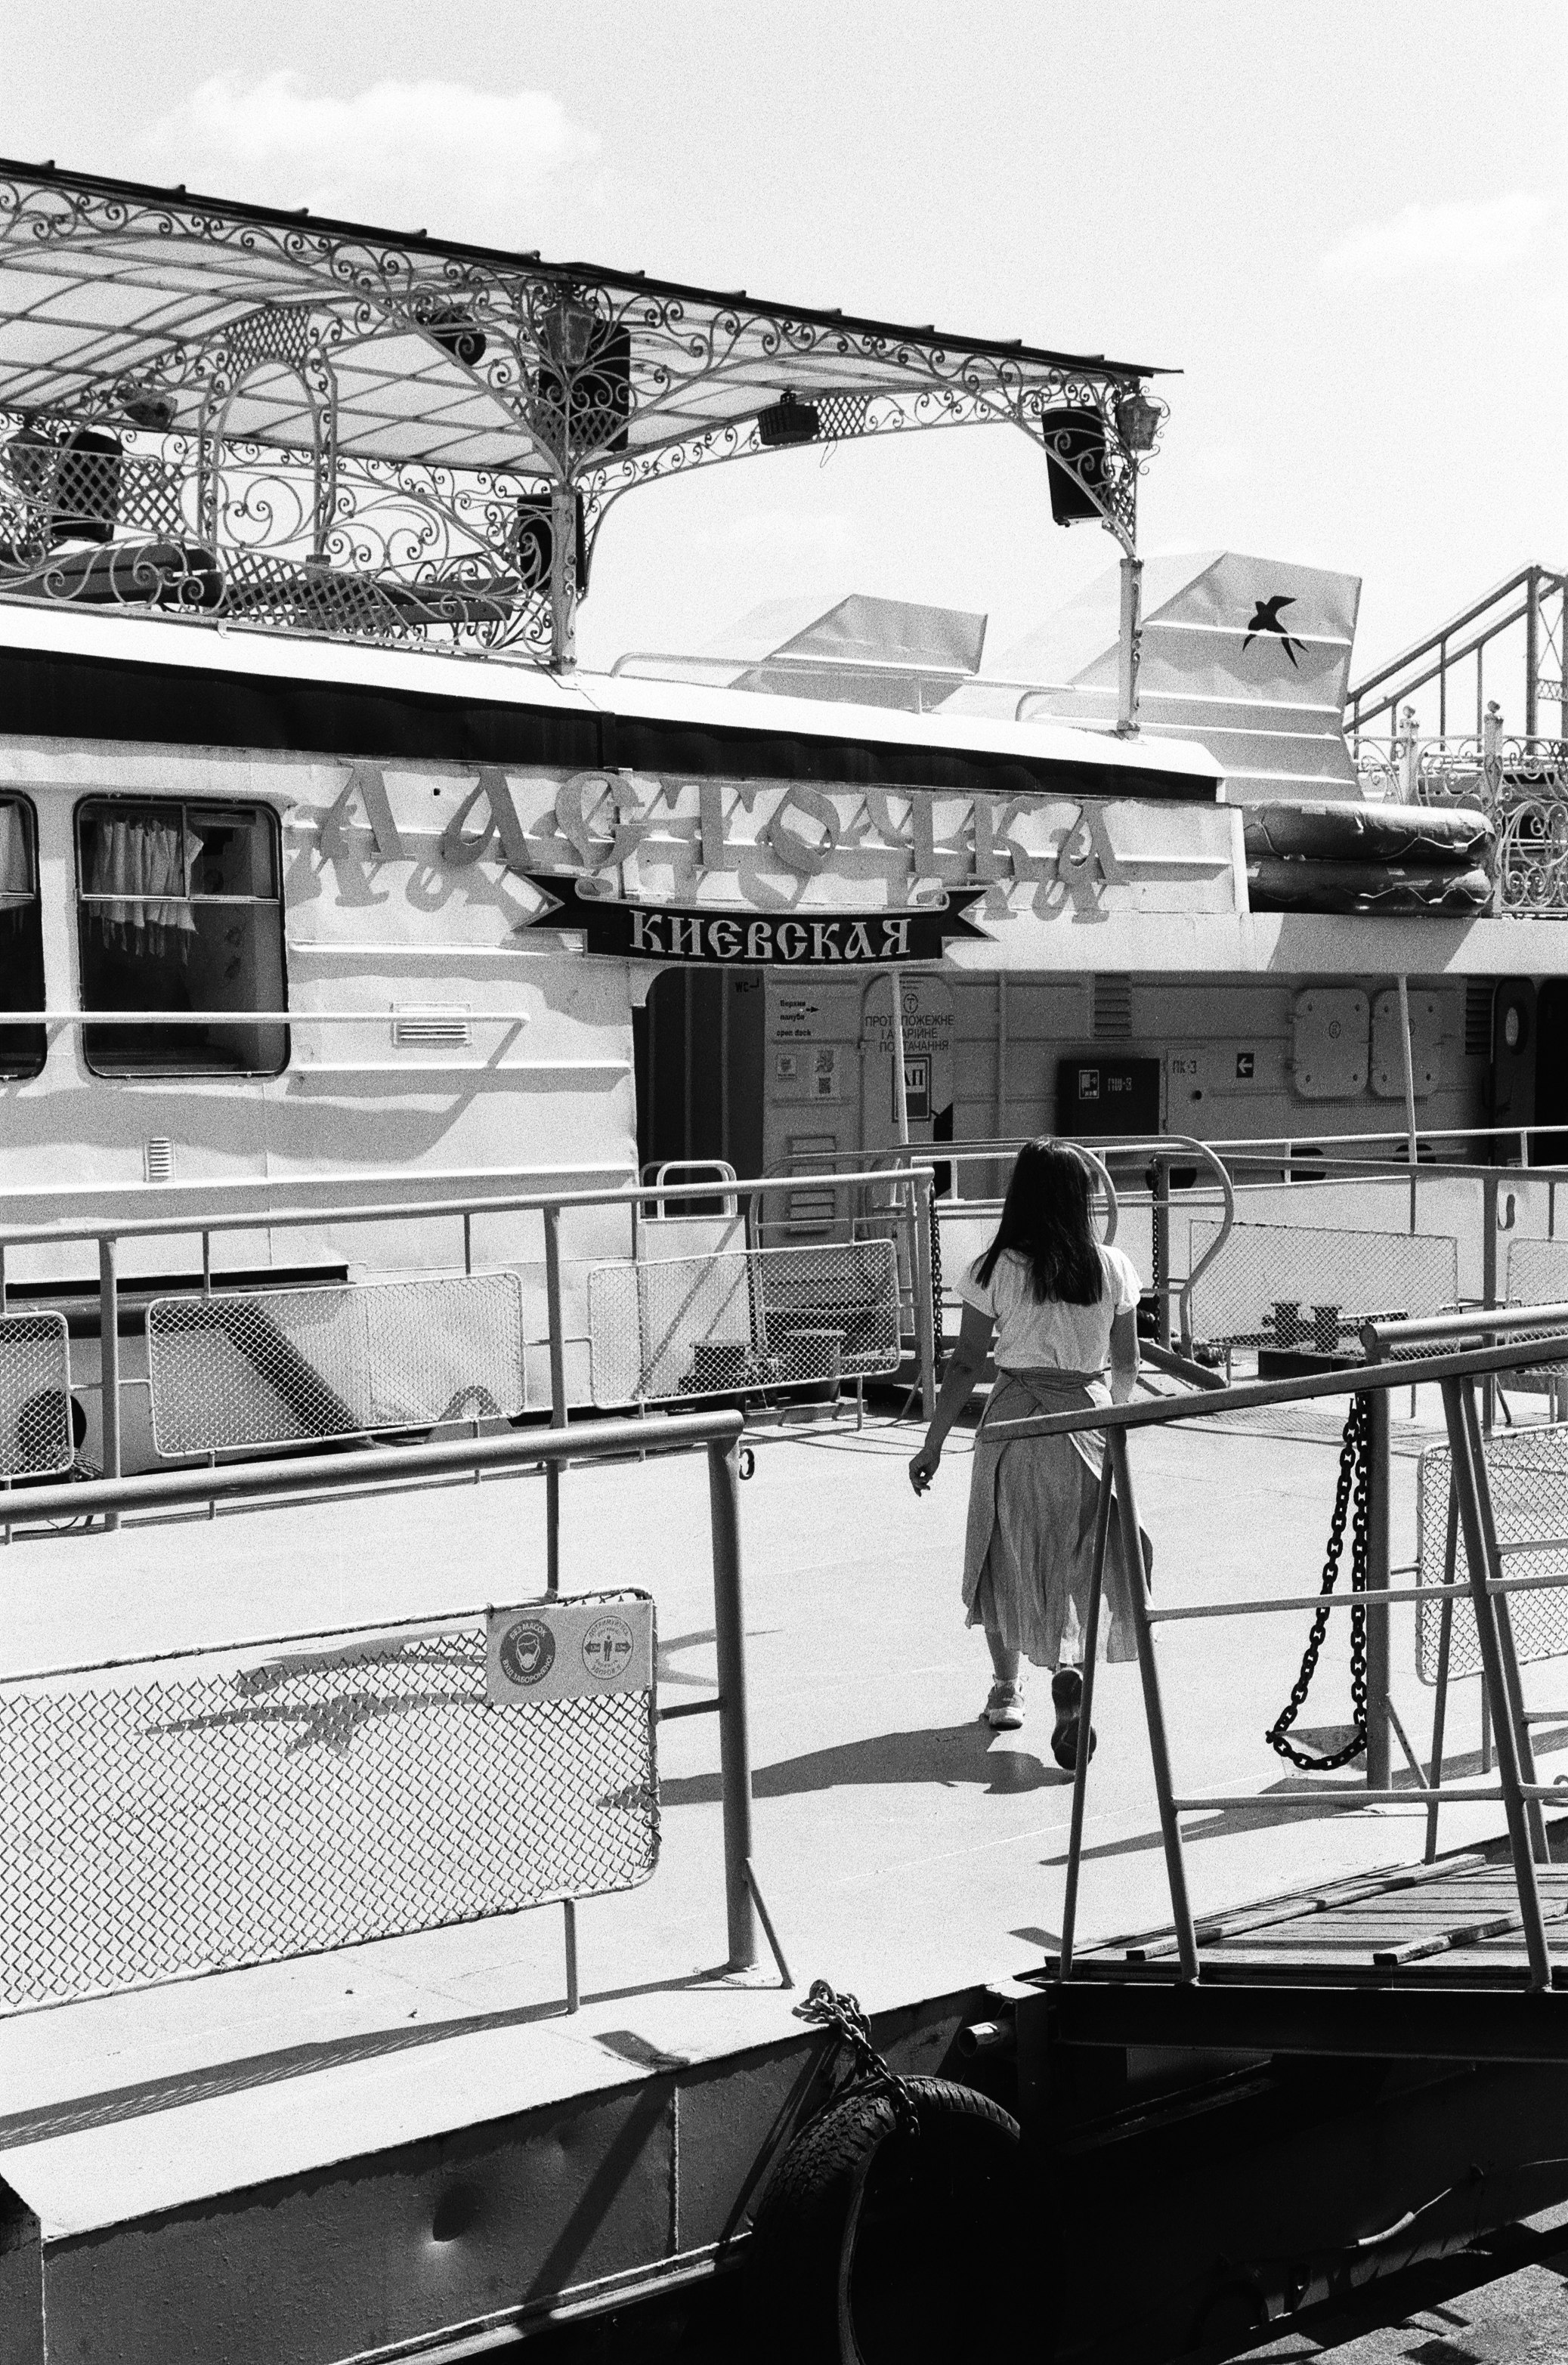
{"left": 954, "top": 552, "right": 1362, "bottom": 802}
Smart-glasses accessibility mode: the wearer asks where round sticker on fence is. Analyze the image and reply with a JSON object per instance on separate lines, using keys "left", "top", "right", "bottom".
{"left": 498, "top": 1616, "right": 556, "bottom": 1688}
{"left": 581, "top": 1615, "right": 636, "bottom": 1683}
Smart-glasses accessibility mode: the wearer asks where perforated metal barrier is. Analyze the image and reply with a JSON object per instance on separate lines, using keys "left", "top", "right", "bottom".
{"left": 1186, "top": 1220, "right": 1460, "bottom": 1349}
{"left": 0, "top": 1312, "right": 73, "bottom": 1480}
{"left": 1416, "top": 1424, "right": 1568, "bottom": 1683}
{"left": 146, "top": 1272, "right": 527, "bottom": 1456}
{"left": 0, "top": 1596, "right": 657, "bottom": 2013}
{"left": 586, "top": 1238, "right": 901, "bottom": 1405}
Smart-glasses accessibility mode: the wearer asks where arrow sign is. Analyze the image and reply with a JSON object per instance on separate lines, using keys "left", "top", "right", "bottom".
{"left": 518, "top": 876, "right": 991, "bottom": 966}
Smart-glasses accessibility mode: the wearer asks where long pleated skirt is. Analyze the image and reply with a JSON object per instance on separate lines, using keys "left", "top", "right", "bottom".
{"left": 962, "top": 1368, "right": 1149, "bottom": 1668}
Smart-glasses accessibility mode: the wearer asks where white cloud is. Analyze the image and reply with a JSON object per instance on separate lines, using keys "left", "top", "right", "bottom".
{"left": 135, "top": 73, "right": 602, "bottom": 249}
{"left": 1320, "top": 193, "right": 1549, "bottom": 285}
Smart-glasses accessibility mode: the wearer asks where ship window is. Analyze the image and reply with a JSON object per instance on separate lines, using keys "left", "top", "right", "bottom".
{"left": 0, "top": 797, "right": 45, "bottom": 1078}
{"left": 75, "top": 800, "right": 287, "bottom": 1075}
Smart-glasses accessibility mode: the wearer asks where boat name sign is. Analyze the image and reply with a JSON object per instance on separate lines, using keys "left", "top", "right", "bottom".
{"left": 312, "top": 760, "right": 1242, "bottom": 955}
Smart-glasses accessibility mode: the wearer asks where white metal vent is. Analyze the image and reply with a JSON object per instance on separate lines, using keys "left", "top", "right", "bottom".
{"left": 144, "top": 1138, "right": 175, "bottom": 1184}
{"left": 1092, "top": 976, "right": 1133, "bottom": 1040}
{"left": 392, "top": 1008, "right": 472, "bottom": 1050}
{"left": 1464, "top": 982, "right": 1493, "bottom": 1057}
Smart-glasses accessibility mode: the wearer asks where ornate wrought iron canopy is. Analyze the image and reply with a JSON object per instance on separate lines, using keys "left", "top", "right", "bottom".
{"left": 0, "top": 158, "right": 1174, "bottom": 675}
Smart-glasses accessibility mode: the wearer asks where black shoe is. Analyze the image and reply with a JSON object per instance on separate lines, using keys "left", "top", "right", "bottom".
{"left": 1050, "top": 1668, "right": 1097, "bottom": 1770}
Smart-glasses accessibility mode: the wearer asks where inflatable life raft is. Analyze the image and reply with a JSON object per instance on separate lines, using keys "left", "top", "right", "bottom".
{"left": 1243, "top": 802, "right": 1493, "bottom": 916}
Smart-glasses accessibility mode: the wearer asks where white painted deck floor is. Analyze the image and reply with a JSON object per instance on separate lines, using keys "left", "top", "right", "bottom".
{"left": 0, "top": 1396, "right": 1563, "bottom": 2242}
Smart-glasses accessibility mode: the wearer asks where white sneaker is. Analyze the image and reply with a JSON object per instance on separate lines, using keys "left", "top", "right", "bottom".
{"left": 985, "top": 1680, "right": 1025, "bottom": 1731}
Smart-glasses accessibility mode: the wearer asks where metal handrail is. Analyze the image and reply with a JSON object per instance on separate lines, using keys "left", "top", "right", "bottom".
{"left": 0, "top": 1403, "right": 767, "bottom": 2001}
{"left": 1349, "top": 567, "right": 1563, "bottom": 705}
{"left": 0, "top": 1159, "right": 944, "bottom": 1535}
{"left": 641, "top": 1160, "right": 740, "bottom": 1219}
{"left": 1347, "top": 563, "right": 1565, "bottom": 735}
{"left": 1033, "top": 1317, "right": 1568, "bottom": 1989}
{"left": 0, "top": 1162, "right": 932, "bottom": 1251}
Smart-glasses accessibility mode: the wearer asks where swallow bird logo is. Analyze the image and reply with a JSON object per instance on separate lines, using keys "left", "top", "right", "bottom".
{"left": 1242, "top": 593, "right": 1307, "bottom": 669}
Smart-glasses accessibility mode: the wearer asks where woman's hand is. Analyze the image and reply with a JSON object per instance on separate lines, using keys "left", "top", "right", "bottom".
{"left": 908, "top": 1440, "right": 941, "bottom": 1495}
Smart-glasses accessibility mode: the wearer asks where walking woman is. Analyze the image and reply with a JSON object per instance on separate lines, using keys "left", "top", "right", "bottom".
{"left": 908, "top": 1139, "right": 1148, "bottom": 1767}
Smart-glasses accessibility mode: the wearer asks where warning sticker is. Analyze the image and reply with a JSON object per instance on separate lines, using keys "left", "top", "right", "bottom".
{"left": 486, "top": 1596, "right": 654, "bottom": 1705}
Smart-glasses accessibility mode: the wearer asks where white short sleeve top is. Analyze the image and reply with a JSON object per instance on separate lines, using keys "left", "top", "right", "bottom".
{"left": 958, "top": 1242, "right": 1142, "bottom": 1375}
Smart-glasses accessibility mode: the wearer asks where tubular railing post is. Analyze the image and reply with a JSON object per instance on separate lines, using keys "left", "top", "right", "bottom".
{"left": 97, "top": 1235, "right": 121, "bottom": 1535}
{"left": 1424, "top": 1488, "right": 1458, "bottom": 1863}
{"left": 708, "top": 1437, "right": 759, "bottom": 1974}
{"left": 1526, "top": 566, "right": 1540, "bottom": 741}
{"left": 1059, "top": 1462, "right": 1113, "bottom": 1979}
{"left": 1364, "top": 1387, "right": 1392, "bottom": 1789}
{"left": 1441, "top": 1374, "right": 1551, "bottom": 1984}
{"left": 913, "top": 1165, "right": 936, "bottom": 1419}
{"left": 1152, "top": 1157, "right": 1171, "bottom": 1350}
{"left": 1460, "top": 1381, "right": 1548, "bottom": 1862}
{"left": 1482, "top": 1170, "right": 1499, "bottom": 1436}
{"left": 543, "top": 1204, "right": 567, "bottom": 1598}
{"left": 1108, "top": 1428, "right": 1198, "bottom": 1980}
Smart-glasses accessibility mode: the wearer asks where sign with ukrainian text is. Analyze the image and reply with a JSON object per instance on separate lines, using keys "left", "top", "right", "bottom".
{"left": 524, "top": 873, "right": 990, "bottom": 965}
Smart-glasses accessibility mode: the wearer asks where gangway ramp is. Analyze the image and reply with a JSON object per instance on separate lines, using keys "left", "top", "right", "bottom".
{"left": 1041, "top": 1835, "right": 1568, "bottom": 2065}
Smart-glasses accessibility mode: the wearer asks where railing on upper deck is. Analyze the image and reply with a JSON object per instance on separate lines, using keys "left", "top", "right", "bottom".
{"left": 0, "top": 412, "right": 563, "bottom": 663}
{"left": 1347, "top": 566, "right": 1566, "bottom": 744}
{"left": 1349, "top": 703, "right": 1568, "bottom": 917}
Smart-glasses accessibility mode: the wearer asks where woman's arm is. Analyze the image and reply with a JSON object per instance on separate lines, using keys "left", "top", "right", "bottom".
{"left": 1108, "top": 1306, "right": 1140, "bottom": 1405}
{"left": 909, "top": 1300, "right": 994, "bottom": 1492}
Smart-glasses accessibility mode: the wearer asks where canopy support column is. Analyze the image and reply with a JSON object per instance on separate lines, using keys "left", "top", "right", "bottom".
{"left": 1117, "top": 552, "right": 1143, "bottom": 734}
{"left": 550, "top": 483, "right": 578, "bottom": 670}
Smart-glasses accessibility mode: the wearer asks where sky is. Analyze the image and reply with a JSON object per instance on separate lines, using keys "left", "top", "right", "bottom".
{"left": 1, "top": 0, "right": 1563, "bottom": 693}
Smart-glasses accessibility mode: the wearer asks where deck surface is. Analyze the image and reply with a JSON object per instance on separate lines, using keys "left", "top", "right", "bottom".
{"left": 3, "top": 1388, "right": 1568, "bottom": 2239}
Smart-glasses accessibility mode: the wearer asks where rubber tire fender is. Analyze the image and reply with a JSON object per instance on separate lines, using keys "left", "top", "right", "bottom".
{"left": 747, "top": 2074, "right": 1022, "bottom": 2364}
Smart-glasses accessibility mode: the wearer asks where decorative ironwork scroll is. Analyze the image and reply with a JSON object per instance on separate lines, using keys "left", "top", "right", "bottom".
{"left": 0, "top": 163, "right": 1171, "bottom": 668}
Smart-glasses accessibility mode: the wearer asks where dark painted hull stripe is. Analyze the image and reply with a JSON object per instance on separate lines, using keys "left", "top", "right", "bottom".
{"left": 0, "top": 644, "right": 1217, "bottom": 801}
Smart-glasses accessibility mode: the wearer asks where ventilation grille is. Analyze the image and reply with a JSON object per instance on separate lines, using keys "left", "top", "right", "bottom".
{"left": 1092, "top": 976, "right": 1133, "bottom": 1040}
{"left": 392, "top": 1008, "right": 472, "bottom": 1050}
{"left": 1464, "top": 981, "right": 1493, "bottom": 1057}
{"left": 144, "top": 1138, "right": 175, "bottom": 1185}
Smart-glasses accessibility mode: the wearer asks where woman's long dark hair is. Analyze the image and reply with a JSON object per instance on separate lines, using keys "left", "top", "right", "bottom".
{"left": 975, "top": 1139, "right": 1103, "bottom": 1305}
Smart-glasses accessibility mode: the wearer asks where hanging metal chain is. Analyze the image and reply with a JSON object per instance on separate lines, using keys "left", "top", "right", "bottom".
{"left": 1266, "top": 1393, "right": 1372, "bottom": 1771}
{"left": 796, "top": 1977, "right": 921, "bottom": 2138}
{"left": 929, "top": 1192, "right": 944, "bottom": 1343}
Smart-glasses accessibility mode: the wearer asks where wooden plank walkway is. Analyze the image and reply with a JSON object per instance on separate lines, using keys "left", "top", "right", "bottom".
{"left": 1056, "top": 1832, "right": 1568, "bottom": 1989}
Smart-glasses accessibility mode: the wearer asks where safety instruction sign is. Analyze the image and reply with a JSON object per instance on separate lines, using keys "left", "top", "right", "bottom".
{"left": 486, "top": 1595, "right": 655, "bottom": 1705}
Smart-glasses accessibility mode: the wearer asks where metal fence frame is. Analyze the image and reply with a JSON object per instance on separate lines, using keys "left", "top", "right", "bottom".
{"left": 0, "top": 1309, "right": 73, "bottom": 1480}
{"left": 0, "top": 1405, "right": 772, "bottom": 2012}
{"left": 1021, "top": 1306, "right": 1568, "bottom": 1992}
{"left": 0, "top": 1161, "right": 940, "bottom": 1543}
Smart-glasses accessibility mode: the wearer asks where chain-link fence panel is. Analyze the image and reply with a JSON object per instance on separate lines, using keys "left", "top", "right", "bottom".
{"left": 0, "top": 1597, "right": 657, "bottom": 2014}
{"left": 147, "top": 1272, "right": 527, "bottom": 1457}
{"left": 1415, "top": 1425, "right": 1568, "bottom": 1683}
{"left": 1186, "top": 1220, "right": 1459, "bottom": 1349}
{"left": 587, "top": 1238, "right": 901, "bottom": 1404}
{"left": 0, "top": 1313, "right": 73, "bottom": 1480}
{"left": 1501, "top": 1238, "right": 1568, "bottom": 1392}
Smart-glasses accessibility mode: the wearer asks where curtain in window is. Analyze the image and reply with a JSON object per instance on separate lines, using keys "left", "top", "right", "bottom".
{"left": 0, "top": 802, "right": 29, "bottom": 908}
{"left": 85, "top": 815, "right": 200, "bottom": 955}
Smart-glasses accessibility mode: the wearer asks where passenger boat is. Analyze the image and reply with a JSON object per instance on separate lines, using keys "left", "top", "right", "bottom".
{"left": 0, "top": 159, "right": 1563, "bottom": 1461}
{"left": 4, "top": 157, "right": 1568, "bottom": 2365}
